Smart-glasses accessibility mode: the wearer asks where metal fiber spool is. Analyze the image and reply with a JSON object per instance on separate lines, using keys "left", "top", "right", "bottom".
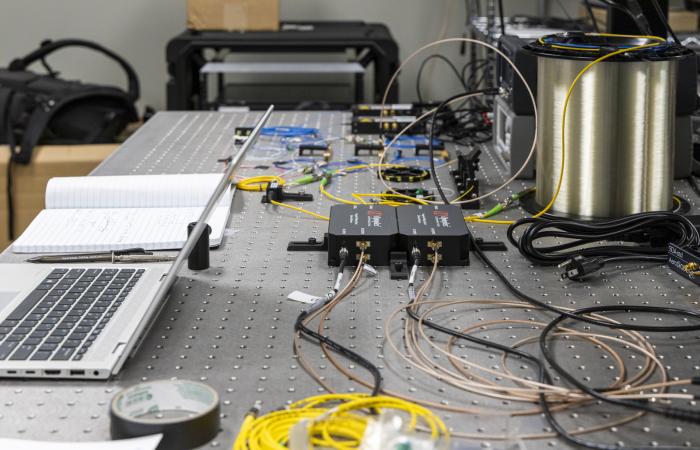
{"left": 527, "top": 33, "right": 688, "bottom": 218}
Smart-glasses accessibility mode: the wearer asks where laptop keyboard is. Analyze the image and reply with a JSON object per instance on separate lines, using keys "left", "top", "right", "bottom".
{"left": 0, "top": 268, "right": 143, "bottom": 362}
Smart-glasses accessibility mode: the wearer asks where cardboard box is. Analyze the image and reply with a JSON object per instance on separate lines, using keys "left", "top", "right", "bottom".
{"left": 581, "top": 6, "right": 698, "bottom": 33}
{"left": 187, "top": 0, "right": 279, "bottom": 31}
{"left": 0, "top": 144, "right": 117, "bottom": 251}
{"left": 668, "top": 10, "right": 699, "bottom": 33}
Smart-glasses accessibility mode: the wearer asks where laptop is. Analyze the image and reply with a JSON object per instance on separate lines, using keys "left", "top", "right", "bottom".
{"left": 0, "top": 189, "right": 221, "bottom": 379}
{"left": 0, "top": 105, "right": 272, "bottom": 380}
{"left": 0, "top": 262, "right": 171, "bottom": 379}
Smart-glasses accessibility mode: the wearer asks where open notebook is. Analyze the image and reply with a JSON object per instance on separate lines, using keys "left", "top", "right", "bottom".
{"left": 12, "top": 173, "right": 232, "bottom": 253}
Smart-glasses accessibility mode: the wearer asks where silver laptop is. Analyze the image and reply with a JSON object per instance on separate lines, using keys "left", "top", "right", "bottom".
{"left": 0, "top": 105, "right": 272, "bottom": 380}
{"left": 0, "top": 262, "right": 172, "bottom": 379}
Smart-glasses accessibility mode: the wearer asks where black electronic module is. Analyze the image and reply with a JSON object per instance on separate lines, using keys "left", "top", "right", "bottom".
{"left": 327, "top": 204, "right": 398, "bottom": 266}
{"left": 397, "top": 205, "right": 470, "bottom": 266}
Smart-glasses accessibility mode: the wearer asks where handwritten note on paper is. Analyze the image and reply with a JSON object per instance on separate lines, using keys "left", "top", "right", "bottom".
{"left": 12, "top": 206, "right": 230, "bottom": 253}
{"left": 12, "top": 173, "right": 232, "bottom": 253}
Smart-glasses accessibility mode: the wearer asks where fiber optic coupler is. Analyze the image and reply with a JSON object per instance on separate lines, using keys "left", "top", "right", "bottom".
{"left": 260, "top": 180, "right": 313, "bottom": 204}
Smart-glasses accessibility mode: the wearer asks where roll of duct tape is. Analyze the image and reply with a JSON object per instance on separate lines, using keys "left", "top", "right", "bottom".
{"left": 110, "top": 379, "right": 220, "bottom": 450}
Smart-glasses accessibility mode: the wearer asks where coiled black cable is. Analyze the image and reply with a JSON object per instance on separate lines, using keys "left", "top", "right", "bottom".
{"left": 472, "top": 239, "right": 700, "bottom": 448}
{"left": 539, "top": 305, "right": 700, "bottom": 450}
{"left": 472, "top": 239, "right": 700, "bottom": 333}
{"left": 410, "top": 245, "right": 700, "bottom": 448}
{"left": 540, "top": 305, "right": 700, "bottom": 425}
{"left": 507, "top": 212, "right": 700, "bottom": 279}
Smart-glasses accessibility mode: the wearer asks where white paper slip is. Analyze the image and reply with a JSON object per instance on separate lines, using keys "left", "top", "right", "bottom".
{"left": 0, "top": 434, "right": 162, "bottom": 450}
{"left": 287, "top": 290, "right": 321, "bottom": 305}
{"left": 12, "top": 173, "right": 232, "bottom": 253}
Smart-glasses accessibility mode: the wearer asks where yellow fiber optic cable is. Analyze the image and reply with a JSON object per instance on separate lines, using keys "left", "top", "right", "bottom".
{"left": 233, "top": 393, "right": 449, "bottom": 450}
{"left": 451, "top": 185, "right": 474, "bottom": 203}
{"left": 320, "top": 183, "right": 361, "bottom": 205}
{"left": 351, "top": 193, "right": 430, "bottom": 205}
{"left": 237, "top": 175, "right": 286, "bottom": 192}
{"left": 269, "top": 200, "right": 329, "bottom": 221}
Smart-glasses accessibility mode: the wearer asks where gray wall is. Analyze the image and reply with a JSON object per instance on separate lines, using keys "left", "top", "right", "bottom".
{"left": 0, "top": 0, "right": 568, "bottom": 110}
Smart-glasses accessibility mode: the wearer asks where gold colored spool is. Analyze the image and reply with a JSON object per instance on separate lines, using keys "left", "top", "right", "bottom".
{"left": 534, "top": 46, "right": 677, "bottom": 218}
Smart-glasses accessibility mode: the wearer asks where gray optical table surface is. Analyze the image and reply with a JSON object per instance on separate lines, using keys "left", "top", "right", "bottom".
{"left": 1, "top": 111, "right": 699, "bottom": 449}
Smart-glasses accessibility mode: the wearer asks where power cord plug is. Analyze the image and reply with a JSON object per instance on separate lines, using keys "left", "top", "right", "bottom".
{"left": 558, "top": 256, "right": 604, "bottom": 281}
{"left": 507, "top": 212, "right": 700, "bottom": 281}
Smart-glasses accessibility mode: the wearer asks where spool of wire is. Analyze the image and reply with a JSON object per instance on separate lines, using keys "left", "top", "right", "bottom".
{"left": 526, "top": 33, "right": 691, "bottom": 218}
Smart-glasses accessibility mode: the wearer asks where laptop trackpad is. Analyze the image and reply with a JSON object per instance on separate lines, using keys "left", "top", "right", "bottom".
{"left": 0, "top": 292, "right": 20, "bottom": 312}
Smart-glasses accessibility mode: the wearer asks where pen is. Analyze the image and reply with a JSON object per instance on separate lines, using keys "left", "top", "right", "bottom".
{"left": 112, "top": 254, "right": 177, "bottom": 263}
{"left": 26, "top": 248, "right": 175, "bottom": 264}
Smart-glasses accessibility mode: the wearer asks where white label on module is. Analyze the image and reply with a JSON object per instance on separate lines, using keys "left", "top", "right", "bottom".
{"left": 360, "top": 104, "right": 413, "bottom": 110}
{"left": 372, "top": 116, "right": 416, "bottom": 122}
{"left": 367, "top": 209, "right": 383, "bottom": 228}
{"left": 433, "top": 210, "right": 451, "bottom": 227}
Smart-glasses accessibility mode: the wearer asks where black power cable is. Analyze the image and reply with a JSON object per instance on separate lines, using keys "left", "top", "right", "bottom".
{"left": 407, "top": 248, "right": 700, "bottom": 449}
{"left": 497, "top": 0, "right": 506, "bottom": 36}
{"left": 294, "top": 255, "right": 383, "bottom": 396}
{"left": 507, "top": 212, "right": 700, "bottom": 280}
{"left": 461, "top": 59, "right": 491, "bottom": 92}
{"left": 295, "top": 314, "right": 383, "bottom": 396}
{"left": 432, "top": 101, "right": 493, "bottom": 146}
{"left": 469, "top": 244, "right": 700, "bottom": 445}
{"left": 472, "top": 238, "right": 700, "bottom": 447}
{"left": 471, "top": 239, "right": 700, "bottom": 333}
{"left": 540, "top": 386, "right": 698, "bottom": 450}
{"left": 651, "top": 0, "right": 681, "bottom": 43}
{"left": 540, "top": 305, "right": 700, "bottom": 425}
{"left": 584, "top": 0, "right": 600, "bottom": 33}
{"left": 416, "top": 54, "right": 468, "bottom": 103}
{"left": 3, "top": 90, "right": 17, "bottom": 241}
